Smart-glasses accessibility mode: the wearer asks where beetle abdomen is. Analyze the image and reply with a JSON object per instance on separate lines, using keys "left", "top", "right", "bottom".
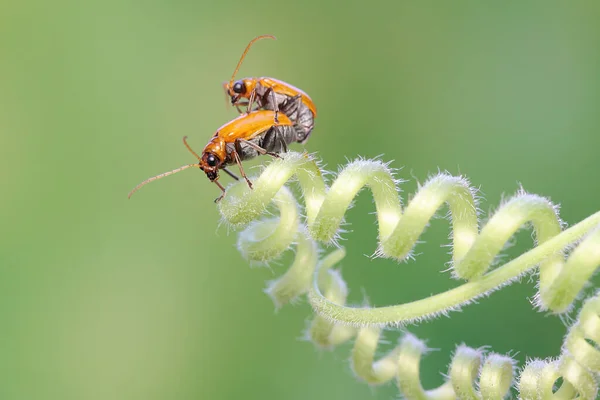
{"left": 291, "top": 104, "right": 314, "bottom": 144}
{"left": 255, "top": 86, "right": 315, "bottom": 144}
{"left": 227, "top": 124, "right": 298, "bottom": 162}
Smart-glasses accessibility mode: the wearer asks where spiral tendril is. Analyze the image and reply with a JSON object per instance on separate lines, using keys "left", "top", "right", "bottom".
{"left": 217, "top": 152, "right": 600, "bottom": 399}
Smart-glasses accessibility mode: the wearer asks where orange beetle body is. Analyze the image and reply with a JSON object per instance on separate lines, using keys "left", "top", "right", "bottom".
{"left": 224, "top": 35, "right": 317, "bottom": 144}
{"left": 200, "top": 110, "right": 295, "bottom": 177}
{"left": 228, "top": 77, "right": 317, "bottom": 117}
{"left": 128, "top": 35, "right": 318, "bottom": 203}
{"left": 128, "top": 110, "right": 303, "bottom": 202}
{"left": 258, "top": 78, "right": 317, "bottom": 117}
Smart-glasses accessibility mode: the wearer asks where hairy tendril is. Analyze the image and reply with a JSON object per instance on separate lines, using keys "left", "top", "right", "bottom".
{"left": 217, "top": 152, "right": 600, "bottom": 399}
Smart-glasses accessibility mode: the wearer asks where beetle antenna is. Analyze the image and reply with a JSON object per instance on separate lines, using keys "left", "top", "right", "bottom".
{"left": 222, "top": 82, "right": 231, "bottom": 108}
{"left": 183, "top": 136, "right": 202, "bottom": 161}
{"left": 128, "top": 164, "right": 199, "bottom": 199}
{"left": 230, "top": 35, "right": 276, "bottom": 85}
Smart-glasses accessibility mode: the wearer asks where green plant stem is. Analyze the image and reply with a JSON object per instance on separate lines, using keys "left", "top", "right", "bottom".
{"left": 309, "top": 213, "right": 600, "bottom": 327}
{"left": 217, "top": 152, "right": 600, "bottom": 399}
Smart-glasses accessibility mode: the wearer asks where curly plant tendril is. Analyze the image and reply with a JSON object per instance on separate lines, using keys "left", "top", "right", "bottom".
{"left": 218, "top": 152, "right": 600, "bottom": 322}
{"left": 217, "top": 152, "right": 600, "bottom": 399}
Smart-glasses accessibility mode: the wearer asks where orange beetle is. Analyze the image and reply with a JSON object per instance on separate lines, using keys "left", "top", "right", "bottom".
{"left": 223, "top": 35, "right": 317, "bottom": 144}
{"left": 128, "top": 110, "right": 305, "bottom": 202}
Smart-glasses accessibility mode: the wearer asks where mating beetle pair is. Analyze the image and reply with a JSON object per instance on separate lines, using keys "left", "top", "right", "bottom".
{"left": 129, "top": 35, "right": 317, "bottom": 201}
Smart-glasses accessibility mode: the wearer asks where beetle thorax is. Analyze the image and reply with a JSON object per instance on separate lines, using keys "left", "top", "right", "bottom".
{"left": 239, "top": 78, "right": 258, "bottom": 99}
{"left": 203, "top": 137, "right": 227, "bottom": 162}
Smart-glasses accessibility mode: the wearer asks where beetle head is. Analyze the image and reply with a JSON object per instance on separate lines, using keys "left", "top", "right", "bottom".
{"left": 225, "top": 35, "right": 275, "bottom": 106}
{"left": 199, "top": 152, "right": 222, "bottom": 181}
{"left": 223, "top": 79, "right": 249, "bottom": 105}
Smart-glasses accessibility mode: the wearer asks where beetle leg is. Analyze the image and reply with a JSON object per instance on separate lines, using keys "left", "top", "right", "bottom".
{"left": 235, "top": 101, "right": 258, "bottom": 113}
{"left": 270, "top": 88, "right": 280, "bottom": 124}
{"left": 233, "top": 140, "right": 253, "bottom": 189}
{"left": 222, "top": 167, "right": 239, "bottom": 181}
{"left": 262, "top": 86, "right": 280, "bottom": 124}
{"left": 237, "top": 137, "right": 281, "bottom": 159}
{"left": 213, "top": 180, "right": 227, "bottom": 203}
{"left": 246, "top": 89, "right": 257, "bottom": 115}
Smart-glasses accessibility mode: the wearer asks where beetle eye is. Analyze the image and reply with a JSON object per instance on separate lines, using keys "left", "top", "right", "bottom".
{"left": 232, "top": 81, "right": 245, "bottom": 94}
{"left": 206, "top": 154, "right": 218, "bottom": 167}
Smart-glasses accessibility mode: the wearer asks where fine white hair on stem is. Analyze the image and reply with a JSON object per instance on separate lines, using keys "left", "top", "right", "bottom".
{"left": 217, "top": 151, "right": 600, "bottom": 400}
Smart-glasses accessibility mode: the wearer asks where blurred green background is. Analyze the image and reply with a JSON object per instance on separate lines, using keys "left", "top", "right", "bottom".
{"left": 2, "top": 1, "right": 599, "bottom": 399}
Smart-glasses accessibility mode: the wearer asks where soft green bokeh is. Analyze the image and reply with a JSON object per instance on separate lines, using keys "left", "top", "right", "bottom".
{"left": 2, "top": 1, "right": 599, "bottom": 399}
